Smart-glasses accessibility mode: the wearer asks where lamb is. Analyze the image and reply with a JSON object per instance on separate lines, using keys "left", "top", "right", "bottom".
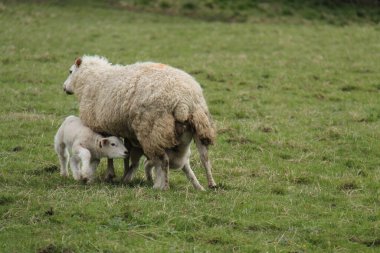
{"left": 143, "top": 124, "right": 205, "bottom": 190}
{"left": 54, "top": 115, "right": 128, "bottom": 183}
{"left": 121, "top": 121, "right": 205, "bottom": 190}
{"left": 62, "top": 55, "right": 217, "bottom": 190}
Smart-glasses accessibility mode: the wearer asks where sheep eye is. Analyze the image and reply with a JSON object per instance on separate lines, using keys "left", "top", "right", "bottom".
{"left": 69, "top": 70, "right": 72, "bottom": 74}
{"left": 111, "top": 143, "right": 116, "bottom": 147}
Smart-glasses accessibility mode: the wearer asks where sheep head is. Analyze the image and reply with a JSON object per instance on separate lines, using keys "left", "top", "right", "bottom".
{"left": 63, "top": 57, "right": 82, "bottom": 95}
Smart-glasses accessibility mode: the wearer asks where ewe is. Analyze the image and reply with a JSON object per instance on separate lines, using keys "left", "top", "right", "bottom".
{"left": 63, "top": 56, "right": 216, "bottom": 190}
{"left": 54, "top": 115, "right": 127, "bottom": 182}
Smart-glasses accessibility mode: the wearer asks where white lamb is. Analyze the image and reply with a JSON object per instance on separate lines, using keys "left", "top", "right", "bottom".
{"left": 63, "top": 56, "right": 217, "bottom": 190}
{"left": 143, "top": 125, "right": 205, "bottom": 190}
{"left": 54, "top": 115, "right": 128, "bottom": 182}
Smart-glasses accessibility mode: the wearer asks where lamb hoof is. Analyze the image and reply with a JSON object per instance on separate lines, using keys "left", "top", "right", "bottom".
{"left": 73, "top": 174, "right": 81, "bottom": 181}
{"left": 197, "top": 186, "right": 206, "bottom": 191}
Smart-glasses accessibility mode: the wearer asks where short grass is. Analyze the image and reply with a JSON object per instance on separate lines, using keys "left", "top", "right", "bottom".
{"left": 116, "top": 0, "right": 380, "bottom": 24}
{"left": 1, "top": 1, "right": 380, "bottom": 252}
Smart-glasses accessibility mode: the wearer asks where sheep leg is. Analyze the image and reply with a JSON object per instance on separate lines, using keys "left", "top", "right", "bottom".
{"left": 153, "top": 154, "right": 169, "bottom": 190}
{"left": 122, "top": 139, "right": 132, "bottom": 182}
{"left": 194, "top": 137, "right": 217, "bottom": 188}
{"left": 182, "top": 159, "right": 205, "bottom": 191}
{"left": 122, "top": 157, "right": 130, "bottom": 181}
{"left": 55, "top": 143, "right": 69, "bottom": 177}
{"left": 144, "top": 160, "right": 154, "bottom": 183}
{"left": 104, "top": 159, "right": 116, "bottom": 182}
{"left": 123, "top": 148, "right": 143, "bottom": 184}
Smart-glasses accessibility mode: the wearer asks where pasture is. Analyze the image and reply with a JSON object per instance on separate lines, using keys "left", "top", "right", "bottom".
{"left": 0, "top": 1, "right": 379, "bottom": 252}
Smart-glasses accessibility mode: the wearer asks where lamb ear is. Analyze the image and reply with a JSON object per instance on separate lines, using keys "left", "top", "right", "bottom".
{"left": 101, "top": 138, "right": 109, "bottom": 147}
{"left": 75, "top": 57, "right": 82, "bottom": 67}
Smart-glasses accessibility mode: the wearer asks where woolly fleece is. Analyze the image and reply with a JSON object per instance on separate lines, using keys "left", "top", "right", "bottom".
{"left": 67, "top": 56, "right": 215, "bottom": 160}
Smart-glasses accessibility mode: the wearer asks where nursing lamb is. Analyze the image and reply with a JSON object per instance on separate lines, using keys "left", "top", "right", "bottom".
{"left": 54, "top": 115, "right": 128, "bottom": 182}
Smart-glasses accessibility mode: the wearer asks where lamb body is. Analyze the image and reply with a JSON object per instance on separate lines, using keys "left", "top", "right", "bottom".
{"left": 144, "top": 126, "right": 205, "bottom": 190}
{"left": 54, "top": 115, "right": 127, "bottom": 182}
{"left": 63, "top": 56, "right": 216, "bottom": 190}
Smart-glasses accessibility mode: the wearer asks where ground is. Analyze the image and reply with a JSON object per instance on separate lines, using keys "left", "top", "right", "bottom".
{"left": 0, "top": 1, "right": 379, "bottom": 252}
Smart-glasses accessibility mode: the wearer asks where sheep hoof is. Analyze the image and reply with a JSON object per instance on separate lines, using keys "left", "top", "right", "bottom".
{"left": 208, "top": 183, "right": 217, "bottom": 189}
{"left": 122, "top": 176, "right": 132, "bottom": 185}
{"left": 105, "top": 173, "right": 115, "bottom": 183}
{"left": 80, "top": 176, "right": 94, "bottom": 184}
{"left": 60, "top": 172, "right": 68, "bottom": 178}
{"left": 153, "top": 184, "right": 169, "bottom": 191}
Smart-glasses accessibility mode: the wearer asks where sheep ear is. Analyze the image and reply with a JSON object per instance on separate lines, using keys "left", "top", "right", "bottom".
{"left": 75, "top": 57, "right": 82, "bottom": 67}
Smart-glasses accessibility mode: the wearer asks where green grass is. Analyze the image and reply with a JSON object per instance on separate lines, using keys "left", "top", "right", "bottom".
{"left": 115, "top": 0, "right": 380, "bottom": 24}
{"left": 1, "top": 1, "right": 380, "bottom": 252}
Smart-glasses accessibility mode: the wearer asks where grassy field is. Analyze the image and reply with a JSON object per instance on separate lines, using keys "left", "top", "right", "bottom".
{"left": 1, "top": 1, "right": 380, "bottom": 252}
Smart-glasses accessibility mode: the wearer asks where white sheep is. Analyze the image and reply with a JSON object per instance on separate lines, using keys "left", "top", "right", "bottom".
{"left": 63, "top": 56, "right": 217, "bottom": 190}
{"left": 54, "top": 115, "right": 128, "bottom": 183}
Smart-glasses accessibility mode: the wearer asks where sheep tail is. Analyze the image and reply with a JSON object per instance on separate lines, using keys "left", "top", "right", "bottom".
{"left": 189, "top": 108, "right": 216, "bottom": 146}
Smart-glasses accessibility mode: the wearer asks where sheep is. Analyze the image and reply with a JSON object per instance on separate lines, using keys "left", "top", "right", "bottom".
{"left": 62, "top": 55, "right": 217, "bottom": 190}
{"left": 54, "top": 115, "right": 128, "bottom": 183}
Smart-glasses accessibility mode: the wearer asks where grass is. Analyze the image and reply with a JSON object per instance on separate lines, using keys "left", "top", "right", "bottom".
{"left": 116, "top": 0, "right": 380, "bottom": 24}
{"left": 0, "top": 1, "right": 380, "bottom": 252}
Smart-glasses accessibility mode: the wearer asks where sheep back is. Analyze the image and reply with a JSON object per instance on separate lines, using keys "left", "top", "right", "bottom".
{"left": 73, "top": 58, "right": 215, "bottom": 158}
